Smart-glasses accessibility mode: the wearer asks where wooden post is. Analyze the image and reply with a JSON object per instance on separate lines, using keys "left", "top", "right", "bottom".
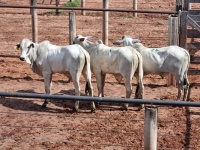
{"left": 133, "top": 0, "right": 137, "bottom": 17}
{"left": 144, "top": 106, "right": 157, "bottom": 150}
{"left": 168, "top": 16, "right": 179, "bottom": 46}
{"left": 30, "top": 0, "right": 33, "bottom": 15}
{"left": 168, "top": 16, "right": 179, "bottom": 86}
{"left": 81, "top": 0, "right": 86, "bottom": 16}
{"left": 183, "top": 0, "right": 189, "bottom": 11}
{"left": 179, "top": 11, "right": 188, "bottom": 49}
{"left": 69, "top": 12, "right": 76, "bottom": 45}
{"left": 103, "top": 0, "right": 109, "bottom": 45}
{"left": 31, "top": 0, "right": 38, "bottom": 43}
{"left": 176, "top": 0, "right": 182, "bottom": 11}
{"left": 56, "top": 0, "right": 59, "bottom": 15}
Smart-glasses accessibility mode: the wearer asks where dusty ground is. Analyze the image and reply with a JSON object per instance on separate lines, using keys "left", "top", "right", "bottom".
{"left": 0, "top": 0, "right": 200, "bottom": 149}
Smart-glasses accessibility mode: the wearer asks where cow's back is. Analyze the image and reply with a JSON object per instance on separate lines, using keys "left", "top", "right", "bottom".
{"left": 38, "top": 43, "right": 85, "bottom": 73}
{"left": 140, "top": 45, "right": 189, "bottom": 73}
{"left": 91, "top": 44, "right": 138, "bottom": 74}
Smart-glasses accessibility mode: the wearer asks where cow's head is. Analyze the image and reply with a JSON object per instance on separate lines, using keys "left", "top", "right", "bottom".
{"left": 16, "top": 38, "right": 35, "bottom": 64}
{"left": 73, "top": 35, "right": 93, "bottom": 44}
{"left": 113, "top": 35, "right": 141, "bottom": 46}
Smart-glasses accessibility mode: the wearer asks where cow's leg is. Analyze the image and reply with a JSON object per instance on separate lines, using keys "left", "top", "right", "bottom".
{"left": 177, "top": 85, "right": 182, "bottom": 101}
{"left": 183, "top": 84, "right": 189, "bottom": 101}
{"left": 82, "top": 69, "right": 96, "bottom": 113}
{"left": 71, "top": 70, "right": 81, "bottom": 112}
{"left": 95, "top": 73, "right": 106, "bottom": 107}
{"left": 114, "top": 74, "right": 123, "bottom": 83}
{"left": 101, "top": 73, "right": 106, "bottom": 97}
{"left": 176, "top": 77, "right": 183, "bottom": 101}
{"left": 177, "top": 78, "right": 190, "bottom": 101}
{"left": 42, "top": 73, "right": 52, "bottom": 108}
{"left": 183, "top": 76, "right": 190, "bottom": 101}
{"left": 135, "top": 75, "right": 144, "bottom": 110}
{"left": 123, "top": 77, "right": 132, "bottom": 110}
{"left": 94, "top": 70, "right": 103, "bottom": 98}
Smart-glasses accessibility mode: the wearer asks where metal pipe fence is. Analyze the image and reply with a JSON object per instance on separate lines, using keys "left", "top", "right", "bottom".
{"left": 0, "top": 5, "right": 178, "bottom": 14}
{"left": 0, "top": 91, "right": 200, "bottom": 107}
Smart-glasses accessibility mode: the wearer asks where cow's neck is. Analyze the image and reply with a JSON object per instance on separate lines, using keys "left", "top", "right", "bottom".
{"left": 81, "top": 41, "right": 94, "bottom": 54}
{"left": 28, "top": 43, "right": 39, "bottom": 63}
{"left": 28, "top": 43, "right": 43, "bottom": 76}
{"left": 133, "top": 43, "right": 145, "bottom": 53}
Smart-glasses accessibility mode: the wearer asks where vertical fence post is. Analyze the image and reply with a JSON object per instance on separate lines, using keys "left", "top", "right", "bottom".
{"left": 144, "top": 106, "right": 158, "bottom": 150}
{"left": 81, "top": 0, "right": 86, "bottom": 16}
{"left": 103, "top": 0, "right": 109, "bottom": 45}
{"left": 179, "top": 11, "right": 187, "bottom": 49}
{"left": 133, "top": 0, "right": 137, "bottom": 17}
{"left": 30, "top": 0, "right": 33, "bottom": 14}
{"left": 31, "top": 0, "right": 38, "bottom": 43}
{"left": 56, "top": 0, "right": 59, "bottom": 15}
{"left": 69, "top": 12, "right": 76, "bottom": 45}
{"left": 168, "top": 16, "right": 179, "bottom": 86}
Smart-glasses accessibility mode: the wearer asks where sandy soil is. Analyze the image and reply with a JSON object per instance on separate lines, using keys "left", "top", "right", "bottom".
{"left": 0, "top": 0, "right": 200, "bottom": 149}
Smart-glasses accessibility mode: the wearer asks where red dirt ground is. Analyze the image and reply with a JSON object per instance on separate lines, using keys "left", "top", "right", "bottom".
{"left": 0, "top": 0, "right": 200, "bottom": 149}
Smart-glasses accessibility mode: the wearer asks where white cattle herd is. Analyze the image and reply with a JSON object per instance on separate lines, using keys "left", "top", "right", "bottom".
{"left": 15, "top": 35, "right": 190, "bottom": 112}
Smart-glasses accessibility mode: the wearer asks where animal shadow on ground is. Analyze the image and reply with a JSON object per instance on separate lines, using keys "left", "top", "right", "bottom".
{"left": 145, "top": 83, "right": 167, "bottom": 88}
{"left": 54, "top": 90, "right": 124, "bottom": 113}
{"left": 0, "top": 84, "right": 152, "bottom": 113}
{"left": 53, "top": 89, "right": 141, "bottom": 112}
{"left": 0, "top": 89, "right": 66, "bottom": 113}
{"left": 0, "top": 97, "right": 66, "bottom": 113}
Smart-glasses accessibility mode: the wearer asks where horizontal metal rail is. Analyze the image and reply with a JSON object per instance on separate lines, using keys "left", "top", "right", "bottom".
{"left": 0, "top": 5, "right": 178, "bottom": 14}
{"left": 0, "top": 91, "right": 199, "bottom": 107}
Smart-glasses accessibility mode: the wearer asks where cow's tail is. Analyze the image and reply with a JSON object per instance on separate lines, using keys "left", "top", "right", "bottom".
{"left": 183, "top": 49, "right": 190, "bottom": 101}
{"left": 183, "top": 50, "right": 190, "bottom": 86}
{"left": 79, "top": 46, "right": 93, "bottom": 97}
{"left": 134, "top": 51, "right": 144, "bottom": 110}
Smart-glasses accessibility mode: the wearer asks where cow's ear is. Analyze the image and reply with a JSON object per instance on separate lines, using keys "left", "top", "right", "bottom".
{"left": 132, "top": 39, "right": 141, "bottom": 44}
{"left": 15, "top": 43, "right": 20, "bottom": 50}
{"left": 86, "top": 36, "right": 93, "bottom": 40}
{"left": 80, "top": 38, "right": 85, "bottom": 42}
{"left": 30, "top": 43, "right": 34, "bottom": 48}
{"left": 28, "top": 43, "right": 34, "bottom": 48}
{"left": 113, "top": 40, "right": 123, "bottom": 45}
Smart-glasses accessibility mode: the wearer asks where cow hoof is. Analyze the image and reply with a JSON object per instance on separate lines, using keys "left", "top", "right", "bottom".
{"left": 96, "top": 102, "right": 100, "bottom": 108}
{"left": 41, "top": 103, "right": 47, "bottom": 108}
{"left": 137, "top": 104, "right": 144, "bottom": 111}
{"left": 121, "top": 105, "right": 128, "bottom": 111}
{"left": 121, "top": 107, "right": 128, "bottom": 111}
{"left": 91, "top": 109, "right": 96, "bottom": 113}
{"left": 123, "top": 104, "right": 128, "bottom": 111}
{"left": 73, "top": 107, "right": 79, "bottom": 113}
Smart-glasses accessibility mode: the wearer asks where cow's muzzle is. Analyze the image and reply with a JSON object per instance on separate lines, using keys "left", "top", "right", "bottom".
{"left": 19, "top": 56, "right": 25, "bottom": 61}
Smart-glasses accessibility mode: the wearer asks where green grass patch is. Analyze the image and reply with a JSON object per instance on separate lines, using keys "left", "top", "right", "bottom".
{"left": 63, "top": 0, "right": 80, "bottom": 7}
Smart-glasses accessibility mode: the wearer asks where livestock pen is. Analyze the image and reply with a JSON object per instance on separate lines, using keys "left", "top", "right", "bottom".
{"left": 0, "top": 0, "right": 199, "bottom": 149}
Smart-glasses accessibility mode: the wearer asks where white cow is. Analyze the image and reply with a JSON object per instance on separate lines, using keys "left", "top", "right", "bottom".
{"left": 16, "top": 38, "right": 95, "bottom": 112}
{"left": 114, "top": 35, "right": 190, "bottom": 101}
{"left": 73, "top": 35, "right": 144, "bottom": 110}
